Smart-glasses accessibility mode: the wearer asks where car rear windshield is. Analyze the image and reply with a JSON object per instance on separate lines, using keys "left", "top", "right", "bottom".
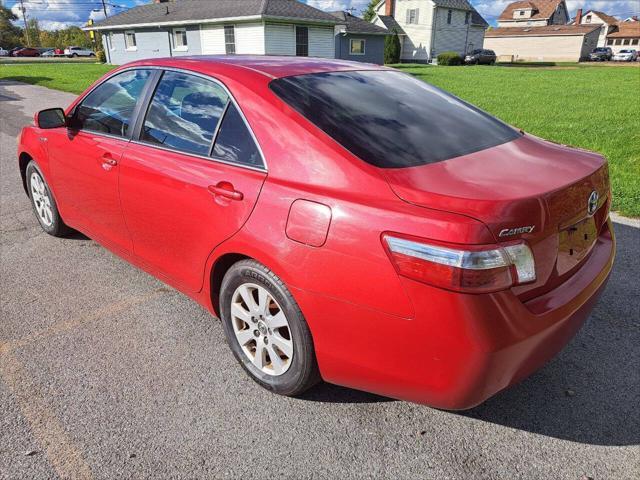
{"left": 269, "top": 70, "right": 520, "bottom": 169}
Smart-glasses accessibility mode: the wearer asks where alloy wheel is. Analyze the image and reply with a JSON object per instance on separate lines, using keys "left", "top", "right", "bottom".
{"left": 230, "top": 283, "right": 294, "bottom": 376}
{"left": 30, "top": 172, "right": 54, "bottom": 227}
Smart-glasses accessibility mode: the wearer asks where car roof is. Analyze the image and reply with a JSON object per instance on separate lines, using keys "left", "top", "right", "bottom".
{"left": 125, "top": 55, "right": 391, "bottom": 80}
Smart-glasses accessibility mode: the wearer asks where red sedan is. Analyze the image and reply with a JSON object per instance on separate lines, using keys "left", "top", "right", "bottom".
{"left": 17, "top": 57, "right": 615, "bottom": 409}
{"left": 13, "top": 47, "right": 40, "bottom": 57}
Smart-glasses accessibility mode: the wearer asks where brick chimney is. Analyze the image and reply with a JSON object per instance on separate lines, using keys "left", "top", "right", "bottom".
{"left": 385, "top": 0, "right": 395, "bottom": 17}
{"left": 575, "top": 8, "right": 583, "bottom": 24}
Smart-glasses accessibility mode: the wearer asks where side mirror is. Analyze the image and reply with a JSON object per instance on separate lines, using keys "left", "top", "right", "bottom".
{"left": 35, "top": 108, "right": 66, "bottom": 129}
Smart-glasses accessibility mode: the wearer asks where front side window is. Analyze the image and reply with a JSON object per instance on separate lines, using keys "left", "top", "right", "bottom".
{"left": 213, "top": 103, "right": 262, "bottom": 168}
{"left": 173, "top": 28, "right": 188, "bottom": 50}
{"left": 270, "top": 70, "right": 520, "bottom": 169}
{"left": 125, "top": 30, "right": 137, "bottom": 50}
{"left": 350, "top": 39, "right": 366, "bottom": 55}
{"left": 224, "top": 26, "right": 235, "bottom": 54}
{"left": 74, "top": 69, "right": 151, "bottom": 137}
{"left": 296, "top": 26, "right": 308, "bottom": 56}
{"left": 141, "top": 71, "right": 229, "bottom": 156}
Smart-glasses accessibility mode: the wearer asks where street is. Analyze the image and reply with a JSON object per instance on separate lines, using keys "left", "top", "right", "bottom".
{"left": 1, "top": 80, "right": 638, "bottom": 480}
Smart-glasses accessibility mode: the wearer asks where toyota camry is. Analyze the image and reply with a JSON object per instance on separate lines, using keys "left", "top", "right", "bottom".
{"left": 17, "top": 57, "right": 615, "bottom": 409}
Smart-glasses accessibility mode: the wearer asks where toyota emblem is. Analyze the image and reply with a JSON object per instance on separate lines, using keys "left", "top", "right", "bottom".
{"left": 587, "top": 191, "right": 599, "bottom": 216}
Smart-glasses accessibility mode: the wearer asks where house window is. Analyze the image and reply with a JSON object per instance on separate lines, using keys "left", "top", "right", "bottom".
{"left": 125, "top": 30, "right": 137, "bottom": 51}
{"left": 632, "top": 39, "right": 639, "bottom": 45}
{"left": 623, "top": 38, "right": 631, "bottom": 45}
{"left": 173, "top": 28, "right": 188, "bottom": 51}
{"left": 615, "top": 39, "right": 622, "bottom": 45}
{"left": 607, "top": 38, "right": 614, "bottom": 45}
{"left": 406, "top": 9, "right": 419, "bottom": 24}
{"left": 465, "top": 12, "right": 470, "bottom": 24}
{"left": 224, "top": 25, "right": 235, "bottom": 54}
{"left": 350, "top": 39, "right": 366, "bottom": 55}
{"left": 447, "top": 9, "right": 452, "bottom": 24}
{"left": 585, "top": 15, "right": 592, "bottom": 23}
{"left": 296, "top": 26, "right": 308, "bottom": 57}
{"left": 519, "top": 10, "right": 525, "bottom": 16}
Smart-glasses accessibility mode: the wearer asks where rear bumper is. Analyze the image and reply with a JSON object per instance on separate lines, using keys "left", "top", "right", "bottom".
{"left": 297, "top": 219, "right": 615, "bottom": 409}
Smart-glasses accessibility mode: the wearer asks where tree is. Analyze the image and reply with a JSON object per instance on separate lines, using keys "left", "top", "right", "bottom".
{"left": 384, "top": 29, "right": 401, "bottom": 64}
{"left": 24, "top": 18, "right": 41, "bottom": 47}
{"left": 0, "top": 4, "right": 23, "bottom": 48}
{"left": 363, "top": 0, "right": 382, "bottom": 22}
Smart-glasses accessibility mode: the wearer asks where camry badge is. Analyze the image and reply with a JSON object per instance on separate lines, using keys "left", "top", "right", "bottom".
{"left": 498, "top": 226, "right": 535, "bottom": 237}
{"left": 587, "top": 191, "right": 599, "bottom": 216}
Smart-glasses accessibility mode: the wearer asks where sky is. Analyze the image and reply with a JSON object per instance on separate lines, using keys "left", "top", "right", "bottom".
{"left": 3, "top": 0, "right": 639, "bottom": 31}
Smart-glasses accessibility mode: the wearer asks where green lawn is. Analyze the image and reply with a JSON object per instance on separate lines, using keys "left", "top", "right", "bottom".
{"left": 1, "top": 62, "right": 638, "bottom": 216}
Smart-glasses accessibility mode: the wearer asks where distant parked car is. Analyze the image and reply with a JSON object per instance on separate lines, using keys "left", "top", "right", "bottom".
{"left": 40, "top": 49, "right": 56, "bottom": 57}
{"left": 64, "top": 46, "right": 95, "bottom": 58}
{"left": 8, "top": 46, "right": 24, "bottom": 56}
{"left": 14, "top": 47, "right": 40, "bottom": 57}
{"left": 0, "top": 47, "right": 8, "bottom": 56}
{"left": 589, "top": 47, "right": 613, "bottom": 61}
{"left": 464, "top": 49, "right": 497, "bottom": 65}
{"left": 612, "top": 49, "right": 638, "bottom": 61}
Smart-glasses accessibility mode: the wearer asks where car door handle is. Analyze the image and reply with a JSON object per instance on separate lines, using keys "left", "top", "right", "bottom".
{"left": 100, "top": 153, "right": 118, "bottom": 169}
{"left": 208, "top": 182, "right": 244, "bottom": 201}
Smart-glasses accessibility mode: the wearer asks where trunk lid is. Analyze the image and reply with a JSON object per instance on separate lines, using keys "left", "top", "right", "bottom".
{"left": 382, "top": 134, "right": 610, "bottom": 299}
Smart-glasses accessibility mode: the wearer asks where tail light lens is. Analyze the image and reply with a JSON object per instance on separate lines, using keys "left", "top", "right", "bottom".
{"left": 383, "top": 234, "right": 536, "bottom": 293}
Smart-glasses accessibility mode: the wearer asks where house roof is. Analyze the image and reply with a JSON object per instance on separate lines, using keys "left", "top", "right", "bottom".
{"left": 607, "top": 22, "right": 640, "bottom": 38}
{"left": 585, "top": 11, "right": 619, "bottom": 25}
{"left": 330, "top": 11, "right": 391, "bottom": 35}
{"left": 90, "top": 0, "right": 340, "bottom": 30}
{"left": 376, "top": 15, "right": 406, "bottom": 35}
{"left": 486, "top": 24, "right": 600, "bottom": 37}
{"left": 498, "top": 0, "right": 564, "bottom": 21}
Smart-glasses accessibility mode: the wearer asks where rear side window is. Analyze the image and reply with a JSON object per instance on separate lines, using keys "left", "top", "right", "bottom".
{"left": 75, "top": 69, "right": 151, "bottom": 137}
{"left": 212, "top": 103, "right": 262, "bottom": 168}
{"left": 141, "top": 71, "right": 229, "bottom": 156}
{"left": 270, "top": 70, "right": 520, "bottom": 168}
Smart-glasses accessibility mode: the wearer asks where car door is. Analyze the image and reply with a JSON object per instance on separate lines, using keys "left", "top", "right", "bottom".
{"left": 47, "top": 69, "right": 154, "bottom": 253}
{"left": 119, "top": 70, "right": 267, "bottom": 292}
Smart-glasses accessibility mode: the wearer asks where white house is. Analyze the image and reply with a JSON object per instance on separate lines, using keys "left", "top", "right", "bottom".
{"left": 497, "top": 0, "right": 569, "bottom": 28}
{"left": 572, "top": 9, "right": 619, "bottom": 47}
{"left": 88, "top": 0, "right": 343, "bottom": 65}
{"left": 372, "top": 0, "right": 489, "bottom": 62}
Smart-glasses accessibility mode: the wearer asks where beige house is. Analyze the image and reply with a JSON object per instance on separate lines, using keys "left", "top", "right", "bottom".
{"left": 485, "top": 24, "right": 600, "bottom": 62}
{"left": 372, "top": 0, "right": 488, "bottom": 62}
{"left": 606, "top": 22, "right": 640, "bottom": 54}
{"left": 497, "top": 0, "right": 569, "bottom": 28}
{"left": 572, "top": 9, "right": 619, "bottom": 47}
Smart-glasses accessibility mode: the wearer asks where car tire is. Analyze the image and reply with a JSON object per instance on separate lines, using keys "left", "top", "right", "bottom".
{"left": 89, "top": 53, "right": 95, "bottom": 57}
{"left": 26, "top": 161, "right": 72, "bottom": 237}
{"left": 71, "top": 53, "right": 78, "bottom": 58}
{"left": 220, "top": 259, "right": 321, "bottom": 396}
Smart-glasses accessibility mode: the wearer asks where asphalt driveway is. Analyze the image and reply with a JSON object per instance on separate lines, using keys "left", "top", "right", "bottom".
{"left": 1, "top": 81, "right": 638, "bottom": 480}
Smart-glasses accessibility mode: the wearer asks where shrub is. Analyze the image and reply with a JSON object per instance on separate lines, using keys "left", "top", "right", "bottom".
{"left": 96, "top": 49, "right": 106, "bottom": 63}
{"left": 384, "top": 29, "right": 401, "bottom": 64}
{"left": 437, "top": 51, "right": 463, "bottom": 66}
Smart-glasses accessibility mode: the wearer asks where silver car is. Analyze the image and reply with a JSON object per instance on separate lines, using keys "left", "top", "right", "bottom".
{"left": 64, "top": 46, "right": 95, "bottom": 58}
{"left": 612, "top": 49, "right": 638, "bottom": 61}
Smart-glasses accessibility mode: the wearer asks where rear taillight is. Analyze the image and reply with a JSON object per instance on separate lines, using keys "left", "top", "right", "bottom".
{"left": 383, "top": 234, "right": 536, "bottom": 293}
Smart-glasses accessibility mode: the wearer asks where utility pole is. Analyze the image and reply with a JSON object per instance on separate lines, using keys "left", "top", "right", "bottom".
{"left": 18, "top": 0, "right": 30, "bottom": 46}
{"left": 101, "top": 0, "right": 109, "bottom": 18}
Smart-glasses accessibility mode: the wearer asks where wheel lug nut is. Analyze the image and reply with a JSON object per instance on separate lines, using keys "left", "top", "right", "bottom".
{"left": 253, "top": 330, "right": 259, "bottom": 337}
{"left": 264, "top": 337, "right": 269, "bottom": 344}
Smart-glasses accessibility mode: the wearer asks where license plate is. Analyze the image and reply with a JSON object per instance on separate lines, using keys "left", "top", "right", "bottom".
{"left": 557, "top": 217, "right": 598, "bottom": 274}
